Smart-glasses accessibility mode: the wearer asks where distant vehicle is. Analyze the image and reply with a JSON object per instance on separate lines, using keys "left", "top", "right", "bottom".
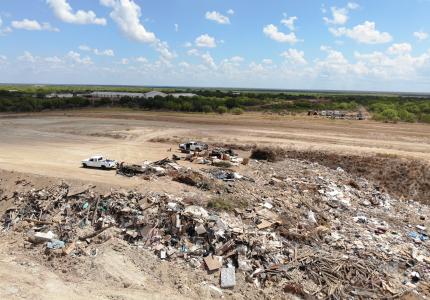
{"left": 179, "top": 141, "right": 208, "bottom": 153}
{"left": 81, "top": 155, "right": 117, "bottom": 169}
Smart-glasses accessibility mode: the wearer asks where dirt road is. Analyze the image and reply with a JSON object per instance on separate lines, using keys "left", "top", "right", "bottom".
{"left": 0, "top": 110, "right": 429, "bottom": 187}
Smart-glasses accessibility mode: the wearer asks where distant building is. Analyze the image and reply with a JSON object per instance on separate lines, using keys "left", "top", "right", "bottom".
{"left": 46, "top": 93, "right": 74, "bottom": 99}
{"left": 143, "top": 91, "right": 168, "bottom": 98}
{"left": 88, "top": 90, "right": 172, "bottom": 100}
{"left": 89, "top": 91, "right": 145, "bottom": 99}
{"left": 170, "top": 93, "right": 197, "bottom": 98}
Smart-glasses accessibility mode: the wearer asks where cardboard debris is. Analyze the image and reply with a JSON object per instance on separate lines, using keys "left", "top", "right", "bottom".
{"left": 257, "top": 220, "right": 273, "bottom": 230}
{"left": 204, "top": 255, "right": 223, "bottom": 271}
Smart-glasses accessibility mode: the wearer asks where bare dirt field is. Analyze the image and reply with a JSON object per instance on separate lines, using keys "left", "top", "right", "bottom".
{"left": 1, "top": 109, "right": 429, "bottom": 300}
{"left": 0, "top": 109, "right": 429, "bottom": 188}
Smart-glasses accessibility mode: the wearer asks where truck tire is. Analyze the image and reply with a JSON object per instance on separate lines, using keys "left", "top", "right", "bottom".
{"left": 82, "top": 163, "right": 87, "bottom": 168}
{"left": 101, "top": 165, "right": 106, "bottom": 170}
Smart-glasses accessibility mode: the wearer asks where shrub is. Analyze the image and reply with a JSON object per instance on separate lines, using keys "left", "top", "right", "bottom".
{"left": 202, "top": 105, "right": 213, "bottom": 113}
{"left": 420, "top": 114, "right": 430, "bottom": 124}
{"left": 216, "top": 106, "right": 228, "bottom": 114}
{"left": 398, "top": 110, "right": 417, "bottom": 123}
{"left": 231, "top": 107, "right": 244, "bottom": 115}
{"left": 373, "top": 108, "right": 400, "bottom": 123}
{"left": 250, "top": 146, "right": 286, "bottom": 162}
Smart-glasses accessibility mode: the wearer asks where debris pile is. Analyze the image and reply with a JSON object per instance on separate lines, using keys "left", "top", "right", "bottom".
{"left": 2, "top": 157, "right": 430, "bottom": 299}
{"left": 185, "top": 147, "right": 247, "bottom": 167}
{"left": 116, "top": 158, "right": 181, "bottom": 178}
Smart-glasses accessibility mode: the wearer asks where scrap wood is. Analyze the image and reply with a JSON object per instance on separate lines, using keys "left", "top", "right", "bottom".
{"left": 78, "top": 224, "right": 113, "bottom": 241}
{"left": 23, "top": 218, "right": 55, "bottom": 225}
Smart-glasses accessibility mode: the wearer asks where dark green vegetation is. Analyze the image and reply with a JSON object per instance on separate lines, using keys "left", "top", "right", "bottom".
{"left": 1, "top": 85, "right": 430, "bottom": 123}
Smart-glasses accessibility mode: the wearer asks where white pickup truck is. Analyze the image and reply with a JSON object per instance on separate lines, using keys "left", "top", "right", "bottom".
{"left": 81, "top": 155, "right": 117, "bottom": 169}
{"left": 179, "top": 141, "right": 208, "bottom": 153}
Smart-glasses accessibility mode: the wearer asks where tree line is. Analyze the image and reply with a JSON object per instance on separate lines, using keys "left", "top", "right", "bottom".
{"left": 0, "top": 89, "right": 429, "bottom": 123}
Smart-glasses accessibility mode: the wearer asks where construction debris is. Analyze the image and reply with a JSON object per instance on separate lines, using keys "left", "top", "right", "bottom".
{"left": 220, "top": 267, "right": 236, "bottom": 288}
{"left": 2, "top": 156, "right": 430, "bottom": 299}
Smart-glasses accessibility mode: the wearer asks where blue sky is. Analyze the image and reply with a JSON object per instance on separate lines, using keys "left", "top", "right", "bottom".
{"left": 0, "top": 0, "right": 430, "bottom": 92}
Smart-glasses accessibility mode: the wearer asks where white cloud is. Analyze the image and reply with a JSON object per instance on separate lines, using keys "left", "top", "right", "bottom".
{"left": 100, "top": 0, "right": 115, "bottom": 6}
{"left": 174, "top": 23, "right": 179, "bottom": 32}
{"left": 102, "top": 0, "right": 155, "bottom": 43}
{"left": 101, "top": 0, "right": 175, "bottom": 60}
{"left": 281, "top": 15, "right": 298, "bottom": 31}
{"left": 330, "top": 21, "right": 392, "bottom": 44}
{"left": 195, "top": 34, "right": 216, "bottom": 48}
{"left": 201, "top": 52, "right": 217, "bottom": 69}
{"left": 78, "top": 45, "right": 114, "bottom": 56}
{"left": 263, "top": 24, "right": 299, "bottom": 44}
{"left": 45, "top": 56, "right": 62, "bottom": 63}
{"left": 281, "top": 49, "right": 307, "bottom": 65}
{"left": 136, "top": 56, "right": 148, "bottom": 63}
{"left": 121, "top": 58, "right": 129, "bottom": 65}
{"left": 229, "top": 56, "right": 244, "bottom": 64}
{"left": 354, "top": 48, "right": 430, "bottom": 80}
{"left": 11, "top": 19, "right": 59, "bottom": 31}
{"left": 47, "top": 0, "right": 106, "bottom": 25}
{"left": 414, "top": 30, "right": 429, "bottom": 41}
{"left": 187, "top": 48, "right": 199, "bottom": 56}
{"left": 347, "top": 2, "right": 360, "bottom": 10}
{"left": 66, "top": 51, "right": 93, "bottom": 64}
{"left": 323, "top": 3, "right": 359, "bottom": 25}
{"left": 153, "top": 41, "right": 176, "bottom": 60}
{"left": 387, "top": 43, "right": 412, "bottom": 56}
{"left": 316, "top": 46, "right": 350, "bottom": 75}
{"left": 18, "top": 51, "right": 36, "bottom": 63}
{"left": 79, "top": 45, "right": 91, "bottom": 51}
{"left": 0, "top": 54, "right": 7, "bottom": 65}
{"left": 94, "top": 48, "right": 115, "bottom": 56}
{"left": 262, "top": 59, "right": 273, "bottom": 65}
{"left": 205, "top": 11, "right": 230, "bottom": 25}
{"left": 227, "top": 9, "right": 234, "bottom": 15}
{"left": 185, "top": 49, "right": 217, "bottom": 69}
{"left": 178, "top": 61, "right": 190, "bottom": 68}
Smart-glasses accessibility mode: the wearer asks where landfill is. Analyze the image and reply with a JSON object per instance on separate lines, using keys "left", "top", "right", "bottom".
{"left": 1, "top": 155, "right": 430, "bottom": 299}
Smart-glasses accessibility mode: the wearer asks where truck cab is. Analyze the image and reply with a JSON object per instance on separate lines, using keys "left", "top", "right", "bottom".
{"left": 81, "top": 155, "right": 117, "bottom": 169}
{"left": 179, "top": 141, "right": 208, "bottom": 153}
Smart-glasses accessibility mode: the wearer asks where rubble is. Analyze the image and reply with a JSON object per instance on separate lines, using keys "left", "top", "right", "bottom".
{"left": 28, "top": 231, "right": 57, "bottom": 243}
{"left": 116, "top": 158, "right": 181, "bottom": 178}
{"left": 220, "top": 267, "right": 236, "bottom": 288}
{"left": 2, "top": 156, "right": 430, "bottom": 299}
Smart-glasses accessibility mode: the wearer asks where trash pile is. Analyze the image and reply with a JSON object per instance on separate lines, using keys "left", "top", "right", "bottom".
{"left": 185, "top": 147, "right": 249, "bottom": 167}
{"left": 116, "top": 157, "right": 249, "bottom": 187}
{"left": 116, "top": 158, "right": 181, "bottom": 178}
{"left": 2, "top": 157, "right": 430, "bottom": 299}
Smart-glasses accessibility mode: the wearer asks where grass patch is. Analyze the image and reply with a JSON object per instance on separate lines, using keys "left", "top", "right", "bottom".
{"left": 207, "top": 196, "right": 247, "bottom": 211}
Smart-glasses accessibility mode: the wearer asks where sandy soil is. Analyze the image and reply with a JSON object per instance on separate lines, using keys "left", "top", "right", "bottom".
{"left": 0, "top": 109, "right": 429, "bottom": 189}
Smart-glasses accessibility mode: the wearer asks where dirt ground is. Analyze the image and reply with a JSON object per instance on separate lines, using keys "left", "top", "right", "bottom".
{"left": 0, "top": 109, "right": 429, "bottom": 189}
{"left": 1, "top": 109, "right": 430, "bottom": 300}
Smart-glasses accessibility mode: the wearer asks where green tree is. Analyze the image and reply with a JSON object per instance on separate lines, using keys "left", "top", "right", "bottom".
{"left": 380, "top": 108, "right": 400, "bottom": 123}
{"left": 202, "top": 105, "right": 213, "bottom": 113}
